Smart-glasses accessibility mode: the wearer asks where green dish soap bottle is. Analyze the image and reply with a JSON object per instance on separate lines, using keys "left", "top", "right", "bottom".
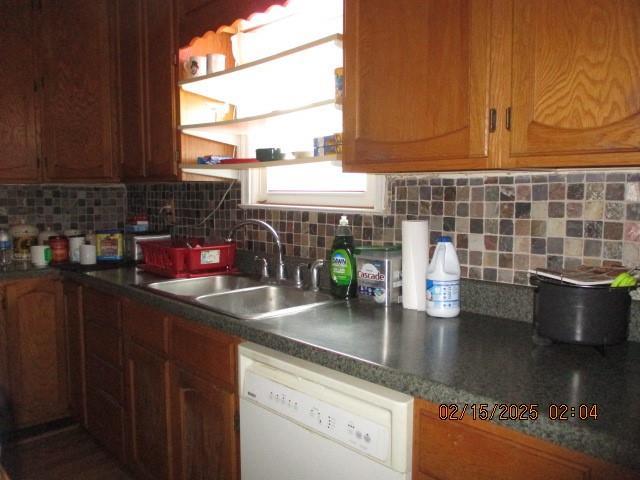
{"left": 329, "top": 215, "right": 357, "bottom": 299}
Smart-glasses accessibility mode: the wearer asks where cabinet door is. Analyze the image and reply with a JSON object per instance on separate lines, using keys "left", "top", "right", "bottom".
{"left": 4, "top": 279, "right": 67, "bottom": 428}
{"left": 0, "top": 0, "right": 39, "bottom": 182}
{"left": 40, "top": 0, "right": 118, "bottom": 181}
{"left": 413, "top": 399, "right": 638, "bottom": 480}
{"left": 119, "top": 0, "right": 178, "bottom": 181}
{"left": 118, "top": 0, "right": 146, "bottom": 179}
{"left": 144, "top": 0, "right": 179, "bottom": 180}
{"left": 63, "top": 281, "right": 86, "bottom": 426}
{"left": 171, "top": 366, "right": 237, "bottom": 480}
{"left": 343, "top": 0, "right": 492, "bottom": 173}
{"left": 125, "top": 341, "right": 170, "bottom": 480}
{"left": 506, "top": 0, "right": 640, "bottom": 168}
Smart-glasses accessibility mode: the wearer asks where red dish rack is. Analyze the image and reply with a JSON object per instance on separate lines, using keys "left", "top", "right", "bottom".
{"left": 138, "top": 239, "right": 237, "bottom": 278}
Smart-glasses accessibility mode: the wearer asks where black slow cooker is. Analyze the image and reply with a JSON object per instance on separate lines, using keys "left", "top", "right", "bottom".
{"left": 532, "top": 276, "right": 633, "bottom": 346}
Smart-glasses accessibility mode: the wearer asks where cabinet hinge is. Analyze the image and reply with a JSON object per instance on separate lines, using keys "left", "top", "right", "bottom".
{"left": 36, "top": 157, "right": 40, "bottom": 169}
{"left": 489, "top": 108, "right": 497, "bottom": 133}
{"left": 1, "top": 295, "right": 6, "bottom": 311}
{"left": 173, "top": 54, "right": 178, "bottom": 66}
{"left": 505, "top": 107, "right": 512, "bottom": 131}
{"left": 234, "top": 412, "right": 240, "bottom": 433}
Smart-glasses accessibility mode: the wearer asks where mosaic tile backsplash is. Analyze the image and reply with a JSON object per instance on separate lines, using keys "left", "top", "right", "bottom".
{"left": 0, "top": 184, "right": 125, "bottom": 232}
{"left": 126, "top": 170, "right": 640, "bottom": 286}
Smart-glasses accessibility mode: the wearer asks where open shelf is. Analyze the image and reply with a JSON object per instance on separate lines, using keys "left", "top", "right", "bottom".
{"left": 179, "top": 100, "right": 342, "bottom": 144}
{"left": 180, "top": 154, "right": 341, "bottom": 175}
{"left": 179, "top": 34, "right": 343, "bottom": 108}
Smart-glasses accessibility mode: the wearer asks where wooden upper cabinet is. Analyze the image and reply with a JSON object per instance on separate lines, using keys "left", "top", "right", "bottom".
{"left": 504, "top": 0, "right": 640, "bottom": 168}
{"left": 343, "top": 0, "right": 492, "bottom": 173}
{"left": 144, "top": 0, "right": 179, "bottom": 179}
{"left": 118, "top": 0, "right": 178, "bottom": 181}
{"left": 40, "top": 0, "right": 118, "bottom": 181}
{"left": 0, "top": 1, "right": 39, "bottom": 182}
{"left": 118, "top": 0, "right": 147, "bottom": 179}
{"left": 3, "top": 279, "right": 67, "bottom": 428}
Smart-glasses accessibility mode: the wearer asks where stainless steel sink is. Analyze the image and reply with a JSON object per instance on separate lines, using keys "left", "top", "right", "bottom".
{"left": 138, "top": 274, "right": 338, "bottom": 320}
{"left": 142, "top": 275, "right": 263, "bottom": 297}
{"left": 195, "top": 286, "right": 336, "bottom": 320}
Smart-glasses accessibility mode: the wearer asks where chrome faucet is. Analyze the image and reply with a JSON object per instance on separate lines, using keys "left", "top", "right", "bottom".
{"left": 309, "top": 259, "right": 325, "bottom": 292}
{"left": 225, "top": 220, "right": 286, "bottom": 282}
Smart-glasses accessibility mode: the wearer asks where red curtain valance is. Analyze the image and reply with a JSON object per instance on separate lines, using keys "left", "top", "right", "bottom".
{"left": 180, "top": 0, "right": 289, "bottom": 47}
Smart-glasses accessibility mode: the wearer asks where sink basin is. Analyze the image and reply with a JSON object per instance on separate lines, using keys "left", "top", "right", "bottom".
{"left": 196, "top": 285, "right": 336, "bottom": 320}
{"left": 142, "top": 275, "right": 263, "bottom": 297}
{"left": 138, "top": 275, "right": 338, "bottom": 320}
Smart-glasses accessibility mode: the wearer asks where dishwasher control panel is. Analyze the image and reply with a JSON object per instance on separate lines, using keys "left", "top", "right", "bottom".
{"left": 243, "top": 369, "right": 391, "bottom": 463}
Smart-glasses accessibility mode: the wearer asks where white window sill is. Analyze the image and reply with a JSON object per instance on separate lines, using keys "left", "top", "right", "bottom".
{"left": 239, "top": 203, "right": 386, "bottom": 214}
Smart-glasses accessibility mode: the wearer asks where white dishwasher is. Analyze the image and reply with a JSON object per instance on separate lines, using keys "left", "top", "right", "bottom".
{"left": 238, "top": 343, "right": 413, "bottom": 480}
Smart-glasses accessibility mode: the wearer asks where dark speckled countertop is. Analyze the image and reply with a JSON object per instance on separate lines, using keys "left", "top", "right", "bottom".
{"left": 8, "top": 267, "right": 640, "bottom": 472}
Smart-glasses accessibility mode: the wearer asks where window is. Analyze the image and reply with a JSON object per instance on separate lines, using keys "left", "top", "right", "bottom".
{"left": 242, "top": 163, "right": 386, "bottom": 211}
{"left": 232, "top": 0, "right": 384, "bottom": 212}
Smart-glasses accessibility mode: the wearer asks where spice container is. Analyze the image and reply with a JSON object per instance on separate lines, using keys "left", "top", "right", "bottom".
{"left": 49, "top": 236, "right": 69, "bottom": 264}
{"left": 355, "top": 245, "right": 402, "bottom": 306}
{"left": 96, "top": 229, "right": 124, "bottom": 261}
{"left": 9, "top": 220, "right": 38, "bottom": 262}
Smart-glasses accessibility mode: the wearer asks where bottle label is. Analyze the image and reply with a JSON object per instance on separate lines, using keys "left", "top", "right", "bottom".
{"left": 330, "top": 249, "right": 353, "bottom": 286}
{"left": 426, "top": 279, "right": 459, "bottom": 309}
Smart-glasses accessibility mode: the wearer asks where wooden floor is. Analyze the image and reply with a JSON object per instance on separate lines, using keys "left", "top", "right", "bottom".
{"left": 1, "top": 426, "right": 132, "bottom": 480}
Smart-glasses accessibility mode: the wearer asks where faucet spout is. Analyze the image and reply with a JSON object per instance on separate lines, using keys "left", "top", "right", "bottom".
{"left": 226, "top": 220, "right": 286, "bottom": 281}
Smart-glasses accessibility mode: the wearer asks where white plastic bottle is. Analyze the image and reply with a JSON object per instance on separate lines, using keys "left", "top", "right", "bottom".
{"left": 426, "top": 236, "right": 461, "bottom": 318}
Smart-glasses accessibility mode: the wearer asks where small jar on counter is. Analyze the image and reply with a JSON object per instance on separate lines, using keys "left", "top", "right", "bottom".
{"left": 48, "top": 236, "right": 69, "bottom": 264}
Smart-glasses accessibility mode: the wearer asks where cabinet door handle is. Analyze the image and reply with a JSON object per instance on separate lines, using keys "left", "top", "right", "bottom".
{"left": 505, "top": 107, "right": 512, "bottom": 131}
{"left": 489, "top": 108, "right": 497, "bottom": 133}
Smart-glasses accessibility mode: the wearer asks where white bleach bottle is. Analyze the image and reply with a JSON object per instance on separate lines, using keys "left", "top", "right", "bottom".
{"left": 426, "top": 236, "right": 460, "bottom": 318}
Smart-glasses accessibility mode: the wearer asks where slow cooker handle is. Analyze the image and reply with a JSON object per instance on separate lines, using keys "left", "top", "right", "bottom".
{"left": 529, "top": 275, "right": 541, "bottom": 290}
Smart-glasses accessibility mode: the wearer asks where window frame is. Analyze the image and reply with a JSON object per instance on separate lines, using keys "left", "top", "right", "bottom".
{"left": 240, "top": 168, "right": 387, "bottom": 213}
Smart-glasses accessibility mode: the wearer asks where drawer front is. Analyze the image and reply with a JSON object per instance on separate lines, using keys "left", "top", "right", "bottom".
{"left": 84, "top": 288, "right": 121, "bottom": 330}
{"left": 123, "top": 299, "right": 169, "bottom": 355}
{"left": 86, "top": 386, "right": 125, "bottom": 462}
{"left": 170, "top": 317, "right": 237, "bottom": 390}
{"left": 85, "top": 320, "right": 122, "bottom": 367}
{"left": 86, "top": 354, "right": 123, "bottom": 404}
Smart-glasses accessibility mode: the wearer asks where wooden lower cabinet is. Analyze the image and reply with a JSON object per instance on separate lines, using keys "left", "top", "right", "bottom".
{"left": 83, "top": 288, "right": 126, "bottom": 462}
{"left": 63, "top": 281, "right": 86, "bottom": 425}
{"left": 123, "top": 297, "right": 171, "bottom": 480}
{"left": 120, "top": 297, "right": 239, "bottom": 480}
{"left": 125, "top": 341, "right": 171, "bottom": 480}
{"left": 170, "top": 365, "right": 238, "bottom": 480}
{"left": 412, "top": 398, "right": 638, "bottom": 480}
{"left": 0, "top": 278, "right": 68, "bottom": 428}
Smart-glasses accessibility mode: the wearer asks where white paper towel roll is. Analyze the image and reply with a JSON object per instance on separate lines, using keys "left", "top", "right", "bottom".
{"left": 402, "top": 220, "right": 429, "bottom": 311}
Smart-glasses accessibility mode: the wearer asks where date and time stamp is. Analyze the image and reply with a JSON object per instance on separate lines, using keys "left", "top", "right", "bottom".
{"left": 438, "top": 403, "right": 599, "bottom": 422}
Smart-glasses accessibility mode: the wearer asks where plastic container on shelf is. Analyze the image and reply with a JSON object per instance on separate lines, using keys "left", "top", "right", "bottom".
{"left": 426, "top": 236, "right": 461, "bottom": 318}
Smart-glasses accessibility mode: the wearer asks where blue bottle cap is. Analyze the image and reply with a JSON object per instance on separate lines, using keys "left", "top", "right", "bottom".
{"left": 437, "top": 236, "right": 452, "bottom": 243}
